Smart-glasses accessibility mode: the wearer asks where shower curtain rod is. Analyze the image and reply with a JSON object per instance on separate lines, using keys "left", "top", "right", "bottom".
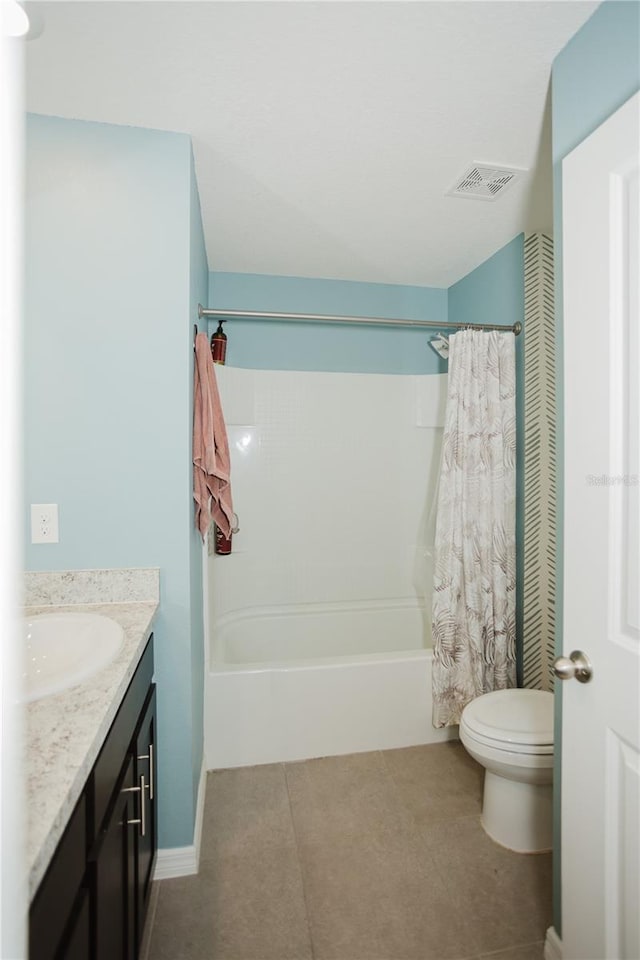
{"left": 198, "top": 304, "right": 522, "bottom": 336}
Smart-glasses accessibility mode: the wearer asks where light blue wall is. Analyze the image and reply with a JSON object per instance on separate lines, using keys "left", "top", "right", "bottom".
{"left": 448, "top": 234, "right": 526, "bottom": 682}
{"left": 552, "top": 1, "right": 640, "bottom": 164}
{"left": 448, "top": 235, "right": 525, "bottom": 330}
{"left": 208, "top": 272, "right": 449, "bottom": 374}
{"left": 24, "top": 114, "right": 205, "bottom": 850}
{"left": 551, "top": 0, "right": 640, "bottom": 934}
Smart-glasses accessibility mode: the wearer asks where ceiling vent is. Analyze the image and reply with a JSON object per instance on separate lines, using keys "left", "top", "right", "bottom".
{"left": 447, "top": 164, "right": 523, "bottom": 201}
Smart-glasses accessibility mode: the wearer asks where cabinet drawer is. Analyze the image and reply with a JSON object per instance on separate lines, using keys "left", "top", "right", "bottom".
{"left": 92, "top": 637, "right": 154, "bottom": 836}
{"left": 29, "top": 794, "right": 87, "bottom": 960}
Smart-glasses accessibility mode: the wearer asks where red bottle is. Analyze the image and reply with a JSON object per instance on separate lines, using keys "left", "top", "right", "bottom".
{"left": 214, "top": 524, "right": 232, "bottom": 555}
{"left": 210, "top": 321, "right": 227, "bottom": 364}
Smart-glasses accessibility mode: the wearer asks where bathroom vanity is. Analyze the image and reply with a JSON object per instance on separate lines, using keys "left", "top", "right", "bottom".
{"left": 25, "top": 573, "right": 159, "bottom": 960}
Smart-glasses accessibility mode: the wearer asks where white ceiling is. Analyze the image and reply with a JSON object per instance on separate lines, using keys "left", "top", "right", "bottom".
{"left": 25, "top": 1, "right": 598, "bottom": 287}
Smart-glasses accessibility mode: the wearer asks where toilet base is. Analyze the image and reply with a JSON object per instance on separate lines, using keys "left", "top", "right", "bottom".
{"left": 481, "top": 771, "right": 552, "bottom": 853}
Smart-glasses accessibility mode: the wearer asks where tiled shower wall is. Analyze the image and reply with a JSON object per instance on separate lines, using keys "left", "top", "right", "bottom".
{"left": 208, "top": 365, "right": 447, "bottom": 643}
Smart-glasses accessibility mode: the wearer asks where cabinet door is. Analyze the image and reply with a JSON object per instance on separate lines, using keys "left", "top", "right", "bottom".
{"left": 58, "top": 887, "right": 90, "bottom": 960}
{"left": 29, "top": 795, "right": 87, "bottom": 960}
{"left": 135, "top": 686, "right": 157, "bottom": 950}
{"left": 94, "top": 754, "right": 137, "bottom": 960}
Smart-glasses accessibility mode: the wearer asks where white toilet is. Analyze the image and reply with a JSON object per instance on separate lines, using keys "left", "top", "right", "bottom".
{"left": 459, "top": 688, "right": 554, "bottom": 853}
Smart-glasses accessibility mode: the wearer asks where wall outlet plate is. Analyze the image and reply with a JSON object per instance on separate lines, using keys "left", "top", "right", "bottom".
{"left": 31, "top": 503, "right": 59, "bottom": 544}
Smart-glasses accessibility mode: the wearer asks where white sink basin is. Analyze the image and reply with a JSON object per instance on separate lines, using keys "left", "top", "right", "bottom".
{"left": 23, "top": 613, "right": 124, "bottom": 702}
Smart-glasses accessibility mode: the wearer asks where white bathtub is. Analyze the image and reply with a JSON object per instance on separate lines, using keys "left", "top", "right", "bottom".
{"left": 204, "top": 600, "right": 457, "bottom": 769}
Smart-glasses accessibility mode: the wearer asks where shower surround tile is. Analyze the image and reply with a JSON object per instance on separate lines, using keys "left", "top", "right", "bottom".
{"left": 415, "top": 371, "right": 448, "bottom": 426}
{"left": 210, "top": 364, "right": 444, "bottom": 623}
{"left": 214, "top": 364, "right": 256, "bottom": 425}
{"left": 24, "top": 567, "right": 160, "bottom": 606}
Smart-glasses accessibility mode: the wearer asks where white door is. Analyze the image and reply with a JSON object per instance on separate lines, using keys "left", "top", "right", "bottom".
{"left": 561, "top": 91, "right": 640, "bottom": 959}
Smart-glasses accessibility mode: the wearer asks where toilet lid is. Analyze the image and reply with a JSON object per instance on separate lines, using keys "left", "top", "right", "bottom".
{"left": 461, "top": 689, "right": 554, "bottom": 747}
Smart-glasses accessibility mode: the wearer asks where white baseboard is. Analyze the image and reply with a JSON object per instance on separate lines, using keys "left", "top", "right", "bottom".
{"left": 192, "top": 752, "right": 207, "bottom": 871}
{"left": 153, "top": 844, "right": 198, "bottom": 881}
{"left": 153, "top": 759, "right": 207, "bottom": 881}
{"left": 544, "top": 926, "right": 563, "bottom": 960}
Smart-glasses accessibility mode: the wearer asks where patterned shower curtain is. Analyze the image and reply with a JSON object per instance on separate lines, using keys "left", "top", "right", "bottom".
{"left": 431, "top": 329, "right": 517, "bottom": 728}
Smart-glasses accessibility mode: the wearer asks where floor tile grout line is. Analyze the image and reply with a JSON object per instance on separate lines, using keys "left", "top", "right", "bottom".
{"left": 282, "top": 760, "right": 317, "bottom": 960}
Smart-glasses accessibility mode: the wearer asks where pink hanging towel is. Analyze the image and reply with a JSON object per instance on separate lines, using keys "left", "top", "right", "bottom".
{"left": 193, "top": 332, "right": 235, "bottom": 540}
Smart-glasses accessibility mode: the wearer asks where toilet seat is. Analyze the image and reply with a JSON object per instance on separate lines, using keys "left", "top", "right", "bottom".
{"left": 461, "top": 689, "right": 554, "bottom": 755}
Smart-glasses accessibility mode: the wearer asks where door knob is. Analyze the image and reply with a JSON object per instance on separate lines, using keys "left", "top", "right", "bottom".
{"left": 553, "top": 650, "right": 593, "bottom": 683}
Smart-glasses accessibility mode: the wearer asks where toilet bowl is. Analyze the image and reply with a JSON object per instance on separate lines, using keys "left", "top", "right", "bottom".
{"left": 459, "top": 688, "right": 554, "bottom": 853}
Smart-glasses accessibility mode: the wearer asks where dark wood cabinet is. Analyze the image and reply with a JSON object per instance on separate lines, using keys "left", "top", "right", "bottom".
{"left": 93, "top": 753, "right": 137, "bottom": 960}
{"left": 29, "top": 796, "right": 87, "bottom": 960}
{"left": 62, "top": 888, "right": 90, "bottom": 960}
{"left": 29, "top": 635, "right": 157, "bottom": 960}
{"left": 134, "top": 687, "right": 157, "bottom": 950}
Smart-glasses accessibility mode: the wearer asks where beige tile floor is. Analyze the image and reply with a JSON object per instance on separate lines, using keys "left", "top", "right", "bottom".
{"left": 146, "top": 742, "right": 551, "bottom": 960}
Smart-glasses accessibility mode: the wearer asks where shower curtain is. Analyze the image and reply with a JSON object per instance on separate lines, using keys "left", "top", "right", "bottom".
{"left": 431, "top": 329, "right": 517, "bottom": 728}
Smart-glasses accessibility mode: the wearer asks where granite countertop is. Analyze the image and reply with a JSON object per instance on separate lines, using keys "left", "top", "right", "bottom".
{"left": 25, "top": 571, "right": 159, "bottom": 901}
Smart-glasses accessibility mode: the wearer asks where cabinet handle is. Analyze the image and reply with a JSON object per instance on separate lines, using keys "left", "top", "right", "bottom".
{"left": 139, "top": 774, "right": 146, "bottom": 838}
{"left": 138, "top": 742, "right": 154, "bottom": 800}
{"left": 123, "top": 774, "right": 146, "bottom": 838}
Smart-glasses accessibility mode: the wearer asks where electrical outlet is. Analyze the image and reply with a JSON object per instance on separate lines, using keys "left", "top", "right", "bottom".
{"left": 31, "top": 504, "right": 59, "bottom": 544}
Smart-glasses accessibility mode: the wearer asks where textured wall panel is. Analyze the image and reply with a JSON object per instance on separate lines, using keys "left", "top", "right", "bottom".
{"left": 523, "top": 232, "right": 556, "bottom": 690}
